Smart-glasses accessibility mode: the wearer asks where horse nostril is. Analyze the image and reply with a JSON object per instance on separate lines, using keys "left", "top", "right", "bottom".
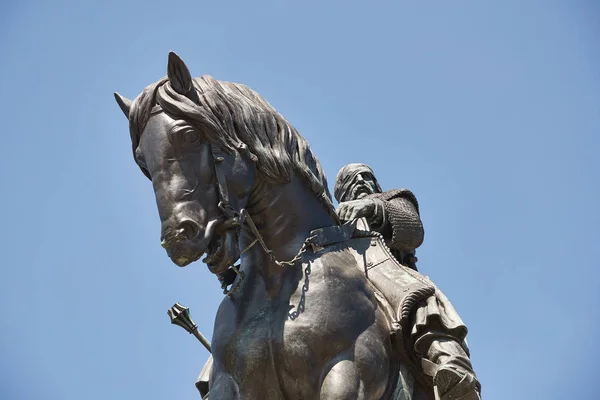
{"left": 177, "top": 220, "right": 200, "bottom": 241}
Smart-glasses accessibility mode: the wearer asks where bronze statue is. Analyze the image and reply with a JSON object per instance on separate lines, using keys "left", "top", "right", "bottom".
{"left": 114, "top": 52, "right": 481, "bottom": 399}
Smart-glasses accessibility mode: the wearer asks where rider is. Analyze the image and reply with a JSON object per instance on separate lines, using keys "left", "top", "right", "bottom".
{"left": 333, "top": 163, "right": 422, "bottom": 270}
{"left": 334, "top": 163, "right": 481, "bottom": 400}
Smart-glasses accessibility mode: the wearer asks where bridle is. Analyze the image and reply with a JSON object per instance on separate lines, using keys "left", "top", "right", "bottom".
{"left": 148, "top": 104, "right": 322, "bottom": 297}
{"left": 211, "top": 142, "right": 325, "bottom": 296}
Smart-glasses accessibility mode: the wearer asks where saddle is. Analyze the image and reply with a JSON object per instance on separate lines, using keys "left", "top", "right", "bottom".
{"left": 308, "top": 218, "right": 436, "bottom": 331}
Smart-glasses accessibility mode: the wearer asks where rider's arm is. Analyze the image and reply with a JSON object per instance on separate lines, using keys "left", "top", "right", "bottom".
{"left": 371, "top": 196, "right": 423, "bottom": 252}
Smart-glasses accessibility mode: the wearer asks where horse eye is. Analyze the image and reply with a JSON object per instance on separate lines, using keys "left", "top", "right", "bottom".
{"left": 183, "top": 130, "right": 200, "bottom": 145}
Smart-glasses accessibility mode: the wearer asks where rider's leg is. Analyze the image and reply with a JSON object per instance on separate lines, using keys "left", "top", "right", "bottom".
{"left": 415, "top": 333, "right": 481, "bottom": 400}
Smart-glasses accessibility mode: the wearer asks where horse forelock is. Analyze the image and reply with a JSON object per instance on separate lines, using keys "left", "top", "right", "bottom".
{"left": 127, "top": 77, "right": 168, "bottom": 178}
{"left": 128, "top": 74, "right": 336, "bottom": 215}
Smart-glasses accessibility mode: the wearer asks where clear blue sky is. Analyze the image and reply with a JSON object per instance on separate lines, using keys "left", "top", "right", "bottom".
{"left": 1, "top": 1, "right": 598, "bottom": 399}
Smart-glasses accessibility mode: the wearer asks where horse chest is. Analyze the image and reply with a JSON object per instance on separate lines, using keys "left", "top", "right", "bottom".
{"left": 282, "top": 256, "right": 378, "bottom": 356}
{"left": 211, "top": 252, "right": 381, "bottom": 398}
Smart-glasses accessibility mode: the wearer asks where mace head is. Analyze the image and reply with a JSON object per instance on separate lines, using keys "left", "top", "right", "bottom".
{"left": 168, "top": 303, "right": 197, "bottom": 334}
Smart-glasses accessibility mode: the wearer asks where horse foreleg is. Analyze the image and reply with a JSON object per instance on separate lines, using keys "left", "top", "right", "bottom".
{"left": 320, "top": 358, "right": 366, "bottom": 400}
{"left": 208, "top": 372, "right": 240, "bottom": 400}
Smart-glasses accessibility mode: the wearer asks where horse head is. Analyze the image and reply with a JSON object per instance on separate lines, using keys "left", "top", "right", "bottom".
{"left": 116, "top": 51, "right": 338, "bottom": 279}
{"left": 114, "top": 52, "right": 256, "bottom": 274}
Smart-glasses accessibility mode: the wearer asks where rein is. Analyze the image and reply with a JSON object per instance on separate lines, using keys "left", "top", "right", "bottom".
{"left": 210, "top": 144, "right": 317, "bottom": 296}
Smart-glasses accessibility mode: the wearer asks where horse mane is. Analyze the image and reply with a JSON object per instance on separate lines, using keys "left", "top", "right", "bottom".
{"left": 128, "top": 75, "right": 337, "bottom": 218}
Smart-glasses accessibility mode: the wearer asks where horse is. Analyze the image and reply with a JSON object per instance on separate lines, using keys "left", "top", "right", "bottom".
{"left": 114, "top": 52, "right": 460, "bottom": 400}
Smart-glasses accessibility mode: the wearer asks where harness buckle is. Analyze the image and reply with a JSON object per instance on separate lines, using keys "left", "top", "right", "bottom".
{"left": 218, "top": 201, "right": 238, "bottom": 219}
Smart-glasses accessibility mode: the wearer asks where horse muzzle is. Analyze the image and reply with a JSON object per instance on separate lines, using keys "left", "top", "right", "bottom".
{"left": 161, "top": 219, "right": 220, "bottom": 267}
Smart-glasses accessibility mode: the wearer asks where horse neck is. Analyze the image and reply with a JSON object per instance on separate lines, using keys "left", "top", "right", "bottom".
{"left": 239, "top": 174, "right": 335, "bottom": 296}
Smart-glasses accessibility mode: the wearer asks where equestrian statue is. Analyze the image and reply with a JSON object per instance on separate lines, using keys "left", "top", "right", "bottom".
{"left": 114, "top": 52, "right": 481, "bottom": 400}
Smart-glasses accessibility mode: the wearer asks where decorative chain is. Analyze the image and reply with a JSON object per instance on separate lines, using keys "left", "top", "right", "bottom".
{"left": 239, "top": 208, "right": 315, "bottom": 268}
{"left": 221, "top": 209, "right": 316, "bottom": 297}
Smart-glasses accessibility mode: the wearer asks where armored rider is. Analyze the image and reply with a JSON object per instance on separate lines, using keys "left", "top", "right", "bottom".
{"left": 334, "top": 163, "right": 481, "bottom": 400}
{"left": 334, "top": 163, "right": 423, "bottom": 270}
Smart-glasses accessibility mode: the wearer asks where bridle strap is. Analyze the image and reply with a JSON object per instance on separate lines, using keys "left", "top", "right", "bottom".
{"left": 209, "top": 143, "right": 320, "bottom": 297}
{"left": 210, "top": 145, "right": 239, "bottom": 221}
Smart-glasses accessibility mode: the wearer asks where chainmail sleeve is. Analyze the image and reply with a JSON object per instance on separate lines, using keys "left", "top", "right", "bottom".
{"left": 370, "top": 189, "right": 424, "bottom": 252}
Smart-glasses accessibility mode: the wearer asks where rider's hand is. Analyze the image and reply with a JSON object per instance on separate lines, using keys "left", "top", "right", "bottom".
{"left": 336, "top": 199, "right": 376, "bottom": 222}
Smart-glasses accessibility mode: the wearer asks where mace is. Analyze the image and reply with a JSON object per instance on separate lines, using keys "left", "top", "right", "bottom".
{"left": 168, "top": 302, "right": 212, "bottom": 353}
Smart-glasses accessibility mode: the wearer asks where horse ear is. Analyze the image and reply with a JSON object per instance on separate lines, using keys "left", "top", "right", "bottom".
{"left": 114, "top": 92, "right": 132, "bottom": 119}
{"left": 167, "top": 51, "right": 200, "bottom": 103}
